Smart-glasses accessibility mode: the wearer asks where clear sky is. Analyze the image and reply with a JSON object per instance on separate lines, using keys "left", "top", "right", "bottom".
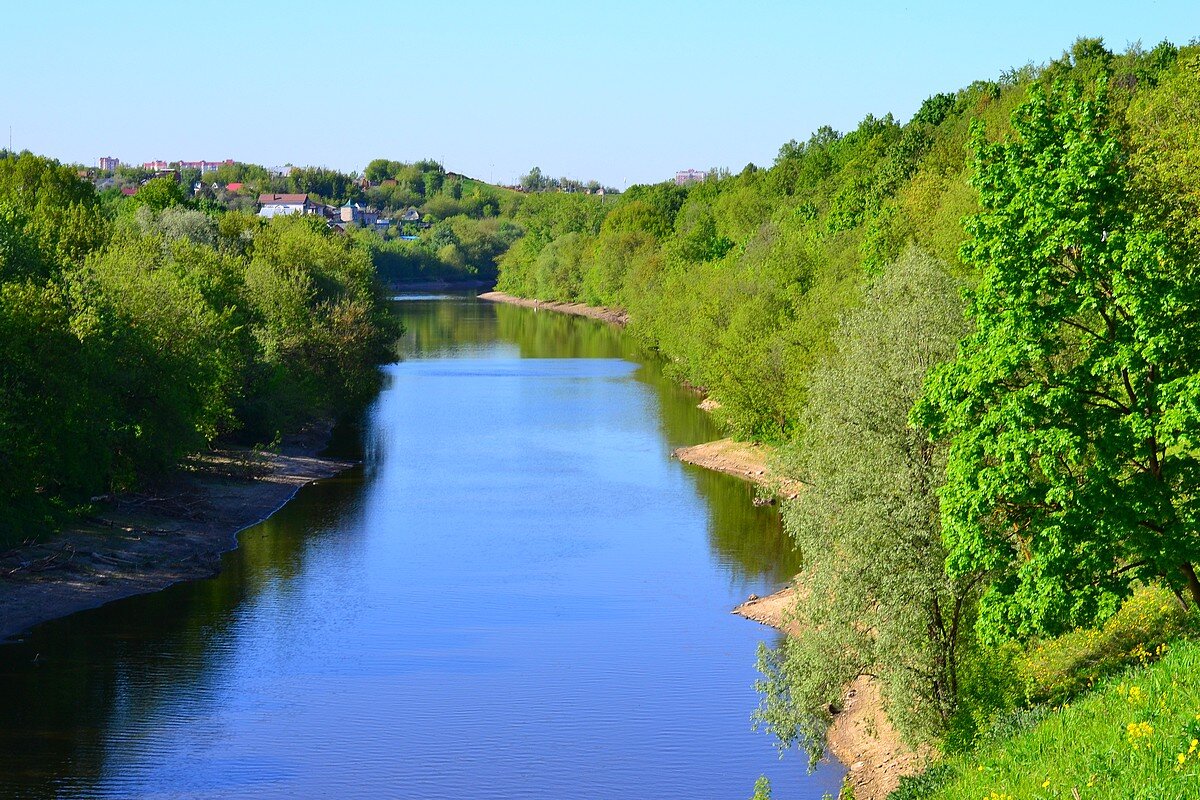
{"left": 1, "top": 1, "right": 1196, "bottom": 186}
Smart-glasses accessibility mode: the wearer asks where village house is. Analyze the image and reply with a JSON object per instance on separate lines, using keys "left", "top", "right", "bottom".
{"left": 340, "top": 202, "right": 379, "bottom": 226}
{"left": 257, "top": 193, "right": 321, "bottom": 218}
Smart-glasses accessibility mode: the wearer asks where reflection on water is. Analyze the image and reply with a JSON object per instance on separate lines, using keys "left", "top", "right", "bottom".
{"left": 0, "top": 294, "right": 836, "bottom": 799}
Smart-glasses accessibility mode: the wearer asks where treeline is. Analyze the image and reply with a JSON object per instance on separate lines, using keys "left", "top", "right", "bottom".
{"left": 493, "top": 36, "right": 1200, "bottom": 776}
{"left": 0, "top": 154, "right": 397, "bottom": 546}
{"left": 99, "top": 156, "right": 532, "bottom": 285}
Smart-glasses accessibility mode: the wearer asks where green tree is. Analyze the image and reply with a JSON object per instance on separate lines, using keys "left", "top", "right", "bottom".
{"left": 133, "top": 177, "right": 187, "bottom": 211}
{"left": 756, "top": 248, "right": 973, "bottom": 754}
{"left": 914, "top": 77, "right": 1200, "bottom": 643}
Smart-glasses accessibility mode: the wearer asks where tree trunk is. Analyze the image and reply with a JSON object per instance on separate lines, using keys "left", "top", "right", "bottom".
{"left": 1180, "top": 562, "right": 1200, "bottom": 607}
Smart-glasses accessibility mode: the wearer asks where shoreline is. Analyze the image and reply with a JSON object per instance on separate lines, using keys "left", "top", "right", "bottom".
{"left": 479, "top": 288, "right": 919, "bottom": 798}
{"left": 672, "top": 438, "right": 805, "bottom": 500}
{"left": 391, "top": 278, "right": 496, "bottom": 292}
{"left": 678, "top": 440, "right": 922, "bottom": 799}
{"left": 478, "top": 291, "right": 629, "bottom": 326}
{"left": 0, "top": 428, "right": 354, "bottom": 643}
{"left": 734, "top": 589, "right": 927, "bottom": 799}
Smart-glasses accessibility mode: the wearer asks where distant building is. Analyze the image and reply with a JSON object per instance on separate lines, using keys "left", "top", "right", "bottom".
{"left": 98, "top": 156, "right": 120, "bottom": 172}
{"left": 178, "top": 159, "right": 235, "bottom": 174}
{"left": 257, "top": 193, "right": 321, "bottom": 218}
{"left": 143, "top": 160, "right": 171, "bottom": 171}
{"left": 340, "top": 202, "right": 379, "bottom": 226}
{"left": 675, "top": 169, "right": 706, "bottom": 186}
{"left": 225, "top": 182, "right": 244, "bottom": 192}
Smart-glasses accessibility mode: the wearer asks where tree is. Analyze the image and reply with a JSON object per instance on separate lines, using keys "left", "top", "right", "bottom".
{"left": 520, "top": 166, "right": 545, "bottom": 191}
{"left": 133, "top": 177, "right": 186, "bottom": 212}
{"left": 756, "top": 248, "right": 973, "bottom": 754}
{"left": 913, "top": 77, "right": 1200, "bottom": 643}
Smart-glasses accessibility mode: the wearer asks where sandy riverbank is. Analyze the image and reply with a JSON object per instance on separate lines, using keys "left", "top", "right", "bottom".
{"left": 733, "top": 588, "right": 928, "bottom": 799}
{"left": 683, "top": 439, "right": 923, "bottom": 798}
{"left": 0, "top": 429, "right": 354, "bottom": 642}
{"left": 478, "top": 291, "right": 629, "bottom": 326}
{"left": 673, "top": 438, "right": 805, "bottom": 500}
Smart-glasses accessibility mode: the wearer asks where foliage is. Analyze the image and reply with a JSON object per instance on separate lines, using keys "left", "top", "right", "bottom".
{"left": 0, "top": 154, "right": 396, "bottom": 546}
{"left": 914, "top": 74, "right": 1200, "bottom": 643}
{"left": 756, "top": 249, "right": 974, "bottom": 755}
{"left": 1017, "top": 585, "right": 1193, "bottom": 706}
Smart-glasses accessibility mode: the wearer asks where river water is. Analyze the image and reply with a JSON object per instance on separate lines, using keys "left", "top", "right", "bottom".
{"left": 0, "top": 295, "right": 844, "bottom": 799}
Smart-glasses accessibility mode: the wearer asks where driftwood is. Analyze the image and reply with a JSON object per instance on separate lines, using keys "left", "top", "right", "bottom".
{"left": 4, "top": 544, "right": 75, "bottom": 575}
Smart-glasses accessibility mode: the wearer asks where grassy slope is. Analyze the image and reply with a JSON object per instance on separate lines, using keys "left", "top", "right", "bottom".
{"left": 923, "top": 639, "right": 1200, "bottom": 800}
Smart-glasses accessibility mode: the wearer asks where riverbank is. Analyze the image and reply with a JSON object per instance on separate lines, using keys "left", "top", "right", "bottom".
{"left": 672, "top": 438, "right": 804, "bottom": 500}
{"left": 478, "top": 291, "right": 629, "bottom": 326}
{"left": 0, "top": 429, "right": 354, "bottom": 643}
{"left": 391, "top": 278, "right": 495, "bottom": 292}
{"left": 684, "top": 440, "right": 922, "bottom": 799}
{"left": 733, "top": 588, "right": 928, "bottom": 800}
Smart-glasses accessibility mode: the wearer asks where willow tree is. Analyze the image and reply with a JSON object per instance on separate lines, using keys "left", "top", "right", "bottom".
{"left": 914, "top": 76, "right": 1200, "bottom": 643}
{"left": 756, "top": 247, "right": 972, "bottom": 753}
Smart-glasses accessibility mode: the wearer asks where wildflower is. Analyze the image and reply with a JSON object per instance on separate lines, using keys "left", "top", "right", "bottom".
{"left": 1126, "top": 720, "right": 1154, "bottom": 748}
{"left": 1041, "top": 778, "right": 1051, "bottom": 788}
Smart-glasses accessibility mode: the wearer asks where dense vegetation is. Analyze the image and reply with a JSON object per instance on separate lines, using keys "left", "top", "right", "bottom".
{"left": 0, "top": 154, "right": 397, "bottom": 547}
{"left": 491, "top": 37, "right": 1200, "bottom": 796}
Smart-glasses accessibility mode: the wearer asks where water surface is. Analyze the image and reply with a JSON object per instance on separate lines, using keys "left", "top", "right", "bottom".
{"left": 0, "top": 296, "right": 843, "bottom": 799}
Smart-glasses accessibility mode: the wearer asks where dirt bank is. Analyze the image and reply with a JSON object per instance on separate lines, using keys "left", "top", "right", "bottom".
{"left": 733, "top": 586, "right": 928, "bottom": 800}
{"left": 0, "top": 430, "right": 354, "bottom": 642}
{"left": 478, "top": 291, "right": 629, "bottom": 327}
{"left": 673, "top": 438, "right": 804, "bottom": 499}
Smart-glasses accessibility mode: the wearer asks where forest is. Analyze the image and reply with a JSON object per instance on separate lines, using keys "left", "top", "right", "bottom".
{"left": 492, "top": 37, "right": 1200, "bottom": 797}
{"left": 0, "top": 156, "right": 397, "bottom": 547}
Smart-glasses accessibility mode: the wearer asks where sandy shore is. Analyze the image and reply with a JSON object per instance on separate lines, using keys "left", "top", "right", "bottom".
{"left": 478, "top": 291, "right": 629, "bottom": 326}
{"left": 0, "top": 430, "right": 354, "bottom": 642}
{"left": 673, "top": 438, "right": 805, "bottom": 499}
{"left": 733, "top": 586, "right": 927, "bottom": 799}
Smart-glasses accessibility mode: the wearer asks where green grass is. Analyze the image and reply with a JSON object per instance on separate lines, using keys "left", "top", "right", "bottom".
{"left": 916, "top": 638, "right": 1200, "bottom": 799}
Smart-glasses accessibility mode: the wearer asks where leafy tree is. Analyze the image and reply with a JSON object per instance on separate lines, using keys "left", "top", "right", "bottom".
{"left": 756, "top": 248, "right": 973, "bottom": 754}
{"left": 520, "top": 166, "right": 546, "bottom": 191}
{"left": 914, "top": 77, "right": 1200, "bottom": 643}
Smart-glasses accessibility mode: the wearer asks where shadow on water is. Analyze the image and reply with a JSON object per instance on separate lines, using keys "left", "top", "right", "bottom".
{"left": 0, "top": 472, "right": 366, "bottom": 798}
{"left": 0, "top": 293, "right": 824, "bottom": 799}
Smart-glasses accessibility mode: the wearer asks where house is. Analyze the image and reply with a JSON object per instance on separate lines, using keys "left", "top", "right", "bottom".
{"left": 257, "top": 193, "right": 321, "bottom": 218}
{"left": 400, "top": 207, "right": 421, "bottom": 222}
{"left": 340, "top": 202, "right": 379, "bottom": 226}
{"left": 120, "top": 187, "right": 138, "bottom": 196}
{"left": 225, "top": 182, "right": 244, "bottom": 192}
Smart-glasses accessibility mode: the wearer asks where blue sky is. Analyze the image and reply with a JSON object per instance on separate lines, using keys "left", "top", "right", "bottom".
{"left": 1, "top": 1, "right": 1196, "bottom": 186}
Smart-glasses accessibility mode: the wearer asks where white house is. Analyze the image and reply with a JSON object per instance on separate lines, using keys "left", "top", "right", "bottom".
{"left": 258, "top": 193, "right": 321, "bottom": 218}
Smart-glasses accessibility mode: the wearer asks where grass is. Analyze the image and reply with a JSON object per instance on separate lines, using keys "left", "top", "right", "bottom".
{"left": 913, "top": 638, "right": 1200, "bottom": 799}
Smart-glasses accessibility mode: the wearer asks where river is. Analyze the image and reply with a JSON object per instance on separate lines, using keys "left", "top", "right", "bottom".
{"left": 0, "top": 295, "right": 844, "bottom": 799}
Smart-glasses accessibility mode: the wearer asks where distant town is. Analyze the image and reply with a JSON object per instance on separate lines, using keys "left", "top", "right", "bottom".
{"left": 79, "top": 156, "right": 683, "bottom": 236}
